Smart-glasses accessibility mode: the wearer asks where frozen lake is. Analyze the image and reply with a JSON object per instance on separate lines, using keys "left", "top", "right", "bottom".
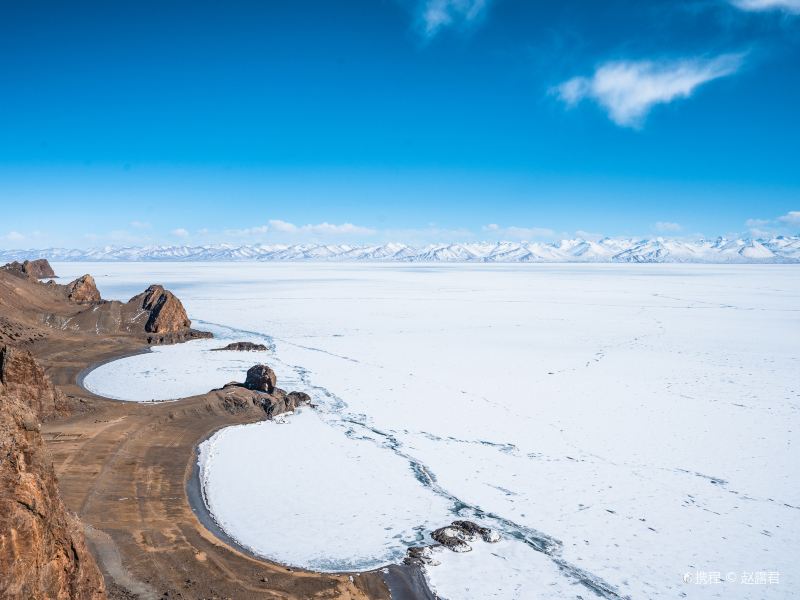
{"left": 60, "top": 262, "right": 799, "bottom": 599}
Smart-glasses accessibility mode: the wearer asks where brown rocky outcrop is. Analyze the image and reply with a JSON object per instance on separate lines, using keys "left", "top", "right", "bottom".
{"left": 245, "top": 364, "right": 277, "bottom": 393}
{"left": 260, "top": 388, "right": 311, "bottom": 419}
{"left": 129, "top": 285, "right": 191, "bottom": 333}
{"left": 0, "top": 345, "right": 68, "bottom": 422}
{"left": 0, "top": 344, "right": 106, "bottom": 600}
{"left": 65, "top": 274, "right": 101, "bottom": 303}
{"left": 25, "top": 259, "right": 57, "bottom": 279}
{"left": 222, "top": 367, "right": 311, "bottom": 419}
{"left": 1, "top": 259, "right": 56, "bottom": 280}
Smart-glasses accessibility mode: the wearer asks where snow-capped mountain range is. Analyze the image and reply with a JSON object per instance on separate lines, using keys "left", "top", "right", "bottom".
{"left": 1, "top": 236, "right": 799, "bottom": 263}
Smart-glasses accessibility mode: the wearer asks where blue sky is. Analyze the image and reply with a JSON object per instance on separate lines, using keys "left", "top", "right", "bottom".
{"left": 1, "top": 0, "right": 798, "bottom": 247}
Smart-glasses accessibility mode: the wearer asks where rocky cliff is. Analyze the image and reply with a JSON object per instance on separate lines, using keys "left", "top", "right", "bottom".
{"left": 1, "top": 259, "right": 56, "bottom": 280}
{"left": 0, "top": 265, "right": 210, "bottom": 347}
{"left": 132, "top": 284, "right": 191, "bottom": 333}
{"left": 0, "top": 344, "right": 106, "bottom": 599}
{"left": 64, "top": 274, "right": 102, "bottom": 304}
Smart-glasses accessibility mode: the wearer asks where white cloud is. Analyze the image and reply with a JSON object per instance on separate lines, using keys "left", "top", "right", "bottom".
{"left": 3, "top": 231, "right": 25, "bottom": 241}
{"left": 171, "top": 228, "right": 190, "bottom": 238}
{"left": 483, "top": 223, "right": 556, "bottom": 240}
{"left": 267, "top": 219, "right": 297, "bottom": 233}
{"left": 777, "top": 211, "right": 800, "bottom": 225}
{"left": 268, "top": 219, "right": 376, "bottom": 235}
{"left": 420, "top": 0, "right": 490, "bottom": 37}
{"left": 730, "top": 0, "right": 800, "bottom": 12}
{"left": 574, "top": 230, "right": 604, "bottom": 241}
{"left": 225, "top": 225, "right": 270, "bottom": 237}
{"left": 743, "top": 211, "right": 799, "bottom": 237}
{"left": 555, "top": 54, "right": 744, "bottom": 127}
{"left": 129, "top": 220, "right": 151, "bottom": 229}
{"left": 655, "top": 221, "right": 682, "bottom": 232}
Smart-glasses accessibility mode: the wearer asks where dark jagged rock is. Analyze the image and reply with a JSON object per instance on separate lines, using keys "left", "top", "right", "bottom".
{"left": 451, "top": 520, "right": 501, "bottom": 543}
{"left": 403, "top": 546, "right": 439, "bottom": 567}
{"left": 258, "top": 388, "right": 311, "bottom": 419}
{"left": 213, "top": 341, "right": 268, "bottom": 352}
{"left": 65, "top": 274, "right": 101, "bottom": 303}
{"left": 418, "top": 520, "right": 501, "bottom": 556}
{"left": 287, "top": 391, "right": 311, "bottom": 406}
{"left": 431, "top": 526, "right": 474, "bottom": 552}
{"left": 245, "top": 364, "right": 277, "bottom": 393}
{"left": 0, "top": 345, "right": 106, "bottom": 599}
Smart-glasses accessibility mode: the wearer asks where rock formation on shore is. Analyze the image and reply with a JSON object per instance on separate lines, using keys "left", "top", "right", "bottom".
{"left": 220, "top": 364, "right": 311, "bottom": 419}
{"left": 0, "top": 344, "right": 106, "bottom": 599}
{"left": 0, "top": 263, "right": 211, "bottom": 347}
{"left": 213, "top": 341, "right": 268, "bottom": 352}
{"left": 65, "top": 274, "right": 102, "bottom": 304}
{"left": 245, "top": 364, "right": 277, "bottom": 393}
{"left": 131, "top": 285, "right": 191, "bottom": 333}
{"left": 1, "top": 259, "right": 56, "bottom": 280}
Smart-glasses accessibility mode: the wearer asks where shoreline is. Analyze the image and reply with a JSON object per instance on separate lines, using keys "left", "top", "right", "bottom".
{"left": 187, "top": 423, "right": 437, "bottom": 600}
{"left": 74, "top": 346, "right": 154, "bottom": 397}
{"left": 70, "top": 335, "right": 438, "bottom": 599}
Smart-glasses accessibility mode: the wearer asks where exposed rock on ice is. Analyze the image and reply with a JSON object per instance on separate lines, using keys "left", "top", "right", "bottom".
{"left": 452, "top": 520, "right": 501, "bottom": 543}
{"left": 213, "top": 341, "right": 268, "bottom": 352}
{"left": 432, "top": 526, "right": 474, "bottom": 552}
{"left": 428, "top": 521, "right": 501, "bottom": 554}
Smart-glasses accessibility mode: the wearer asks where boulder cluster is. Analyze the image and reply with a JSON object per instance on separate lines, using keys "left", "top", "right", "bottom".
{"left": 405, "top": 520, "right": 500, "bottom": 566}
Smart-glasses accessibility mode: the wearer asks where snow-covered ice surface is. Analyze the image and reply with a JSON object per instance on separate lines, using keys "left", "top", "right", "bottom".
{"left": 198, "top": 410, "right": 453, "bottom": 571}
{"left": 82, "top": 322, "right": 274, "bottom": 401}
{"left": 63, "top": 262, "right": 800, "bottom": 599}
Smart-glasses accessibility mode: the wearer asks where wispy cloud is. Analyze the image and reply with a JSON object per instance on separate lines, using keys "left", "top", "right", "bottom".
{"left": 171, "top": 228, "right": 190, "bottom": 238}
{"left": 129, "top": 220, "right": 151, "bottom": 229}
{"left": 268, "top": 219, "right": 376, "bottom": 235}
{"left": 777, "top": 210, "right": 800, "bottom": 225}
{"left": 730, "top": 0, "right": 800, "bottom": 13}
{"left": 555, "top": 54, "right": 744, "bottom": 128}
{"left": 419, "top": 0, "right": 491, "bottom": 38}
{"left": 655, "top": 221, "right": 682, "bottom": 232}
{"left": 745, "top": 211, "right": 799, "bottom": 236}
{"left": 224, "top": 225, "right": 270, "bottom": 237}
{"left": 483, "top": 223, "right": 556, "bottom": 240}
{"left": 3, "top": 231, "right": 26, "bottom": 242}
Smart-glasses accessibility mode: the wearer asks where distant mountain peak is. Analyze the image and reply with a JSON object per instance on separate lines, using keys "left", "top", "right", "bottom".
{"left": 1, "top": 237, "right": 798, "bottom": 264}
